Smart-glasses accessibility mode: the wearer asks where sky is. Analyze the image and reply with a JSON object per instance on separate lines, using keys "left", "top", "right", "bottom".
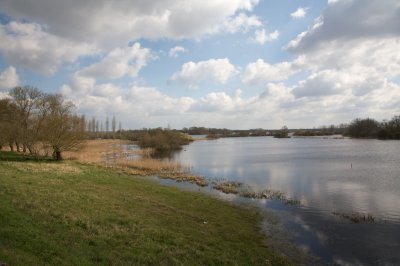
{"left": 0, "top": 0, "right": 399, "bottom": 129}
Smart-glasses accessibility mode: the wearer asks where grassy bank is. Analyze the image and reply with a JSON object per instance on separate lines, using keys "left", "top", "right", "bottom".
{"left": 0, "top": 152, "right": 289, "bottom": 265}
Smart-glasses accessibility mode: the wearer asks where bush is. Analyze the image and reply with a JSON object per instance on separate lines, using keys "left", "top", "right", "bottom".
{"left": 137, "top": 128, "right": 193, "bottom": 152}
{"left": 346, "top": 118, "right": 379, "bottom": 138}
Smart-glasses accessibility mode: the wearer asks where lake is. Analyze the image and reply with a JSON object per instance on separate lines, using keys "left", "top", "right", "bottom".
{"left": 171, "top": 137, "right": 400, "bottom": 265}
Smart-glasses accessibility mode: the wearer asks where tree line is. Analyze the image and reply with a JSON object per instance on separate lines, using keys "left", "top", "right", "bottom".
{"left": 0, "top": 86, "right": 85, "bottom": 160}
{"left": 346, "top": 116, "right": 400, "bottom": 139}
{"left": 86, "top": 116, "right": 122, "bottom": 139}
{"left": 2, "top": 86, "right": 399, "bottom": 161}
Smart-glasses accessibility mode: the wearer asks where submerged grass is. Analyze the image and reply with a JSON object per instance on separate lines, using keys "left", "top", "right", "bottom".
{"left": 332, "top": 211, "right": 376, "bottom": 223}
{"left": 213, "top": 181, "right": 243, "bottom": 194}
{"left": 0, "top": 153, "right": 290, "bottom": 265}
{"left": 116, "top": 158, "right": 208, "bottom": 187}
{"left": 213, "top": 180, "right": 301, "bottom": 206}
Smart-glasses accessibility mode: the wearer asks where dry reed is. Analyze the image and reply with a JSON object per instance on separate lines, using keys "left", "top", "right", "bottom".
{"left": 63, "top": 139, "right": 208, "bottom": 187}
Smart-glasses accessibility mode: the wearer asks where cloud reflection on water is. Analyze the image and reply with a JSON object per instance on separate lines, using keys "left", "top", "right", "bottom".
{"left": 173, "top": 137, "right": 400, "bottom": 264}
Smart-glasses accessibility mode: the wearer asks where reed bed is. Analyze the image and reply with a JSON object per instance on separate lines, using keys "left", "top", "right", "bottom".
{"left": 116, "top": 158, "right": 182, "bottom": 172}
{"left": 63, "top": 139, "right": 208, "bottom": 187}
{"left": 64, "top": 139, "right": 135, "bottom": 164}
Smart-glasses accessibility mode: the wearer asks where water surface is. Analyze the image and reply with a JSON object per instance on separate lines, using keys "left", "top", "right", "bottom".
{"left": 172, "top": 137, "right": 400, "bottom": 265}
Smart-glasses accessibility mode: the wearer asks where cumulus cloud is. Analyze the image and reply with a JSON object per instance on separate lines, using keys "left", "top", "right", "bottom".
{"left": 242, "top": 58, "right": 303, "bottom": 85}
{"left": 170, "top": 58, "right": 239, "bottom": 88}
{"left": 0, "top": 66, "right": 20, "bottom": 91}
{"left": 169, "top": 46, "right": 186, "bottom": 58}
{"left": 0, "top": 22, "right": 94, "bottom": 74}
{"left": 0, "top": 0, "right": 261, "bottom": 48}
{"left": 251, "top": 29, "right": 279, "bottom": 45}
{"left": 292, "top": 68, "right": 389, "bottom": 98}
{"left": 281, "top": 0, "right": 400, "bottom": 119}
{"left": 220, "top": 12, "right": 262, "bottom": 33}
{"left": 292, "top": 70, "right": 348, "bottom": 98}
{"left": 61, "top": 79, "right": 197, "bottom": 126}
{"left": 190, "top": 89, "right": 255, "bottom": 113}
{"left": 290, "top": 7, "right": 308, "bottom": 19}
{"left": 79, "top": 43, "right": 151, "bottom": 80}
{"left": 288, "top": 0, "right": 400, "bottom": 52}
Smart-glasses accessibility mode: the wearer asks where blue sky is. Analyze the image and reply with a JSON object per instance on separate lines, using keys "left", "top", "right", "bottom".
{"left": 0, "top": 0, "right": 399, "bottom": 129}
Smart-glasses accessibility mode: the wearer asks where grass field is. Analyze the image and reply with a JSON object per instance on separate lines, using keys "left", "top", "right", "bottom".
{"left": 0, "top": 152, "right": 289, "bottom": 265}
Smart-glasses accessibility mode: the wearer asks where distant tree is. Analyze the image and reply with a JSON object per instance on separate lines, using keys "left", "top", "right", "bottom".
{"left": 105, "top": 116, "right": 109, "bottom": 132}
{"left": 274, "top": 126, "right": 290, "bottom": 138}
{"left": 112, "top": 116, "right": 116, "bottom": 138}
{"left": 347, "top": 118, "right": 379, "bottom": 138}
{"left": 91, "top": 117, "right": 96, "bottom": 133}
{"left": 379, "top": 115, "right": 400, "bottom": 139}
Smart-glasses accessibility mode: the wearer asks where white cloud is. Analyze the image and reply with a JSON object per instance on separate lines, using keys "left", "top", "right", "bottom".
{"left": 288, "top": 0, "right": 400, "bottom": 52}
{"left": 291, "top": 7, "right": 308, "bottom": 19}
{"left": 292, "top": 70, "right": 348, "bottom": 98}
{"left": 327, "top": 0, "right": 339, "bottom": 5}
{"left": 170, "top": 58, "right": 239, "bottom": 88}
{"left": 0, "top": 0, "right": 261, "bottom": 48}
{"left": 169, "top": 46, "right": 186, "bottom": 58}
{"left": 252, "top": 29, "right": 279, "bottom": 45}
{"left": 0, "top": 66, "right": 20, "bottom": 91}
{"left": 62, "top": 80, "right": 197, "bottom": 126}
{"left": 242, "top": 58, "right": 303, "bottom": 85}
{"left": 292, "top": 68, "right": 389, "bottom": 99}
{"left": 190, "top": 89, "right": 255, "bottom": 113}
{"left": 280, "top": 0, "right": 400, "bottom": 121}
{"left": 79, "top": 43, "right": 151, "bottom": 80}
{"left": 0, "top": 22, "right": 94, "bottom": 74}
{"left": 220, "top": 12, "right": 262, "bottom": 33}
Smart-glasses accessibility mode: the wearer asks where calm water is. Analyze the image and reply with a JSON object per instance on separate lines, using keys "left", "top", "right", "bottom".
{"left": 171, "top": 137, "right": 400, "bottom": 265}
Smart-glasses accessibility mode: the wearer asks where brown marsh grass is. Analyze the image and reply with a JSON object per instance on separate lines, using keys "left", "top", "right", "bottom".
{"left": 64, "top": 139, "right": 135, "bottom": 164}
{"left": 116, "top": 158, "right": 182, "bottom": 172}
{"left": 116, "top": 158, "right": 207, "bottom": 187}
{"left": 63, "top": 139, "right": 208, "bottom": 187}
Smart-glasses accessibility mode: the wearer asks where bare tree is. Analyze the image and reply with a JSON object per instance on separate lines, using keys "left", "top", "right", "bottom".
{"left": 41, "top": 94, "right": 86, "bottom": 160}
{"left": 105, "top": 116, "right": 109, "bottom": 132}
{"left": 112, "top": 116, "right": 116, "bottom": 138}
{"left": 91, "top": 117, "right": 96, "bottom": 133}
{"left": 0, "top": 98, "right": 19, "bottom": 151}
{"left": 9, "top": 86, "right": 44, "bottom": 153}
{"left": 118, "top": 121, "right": 122, "bottom": 138}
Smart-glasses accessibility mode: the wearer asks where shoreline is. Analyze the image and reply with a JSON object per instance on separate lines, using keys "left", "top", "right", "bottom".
{"left": 65, "top": 139, "right": 310, "bottom": 263}
{"left": 0, "top": 144, "right": 294, "bottom": 265}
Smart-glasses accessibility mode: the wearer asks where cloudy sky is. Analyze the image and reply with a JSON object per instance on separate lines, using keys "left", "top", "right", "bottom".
{"left": 0, "top": 0, "right": 399, "bottom": 129}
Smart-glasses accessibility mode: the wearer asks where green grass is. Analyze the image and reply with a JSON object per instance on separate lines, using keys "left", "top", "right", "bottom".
{"left": 0, "top": 152, "right": 289, "bottom": 265}
{"left": 0, "top": 151, "right": 54, "bottom": 162}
